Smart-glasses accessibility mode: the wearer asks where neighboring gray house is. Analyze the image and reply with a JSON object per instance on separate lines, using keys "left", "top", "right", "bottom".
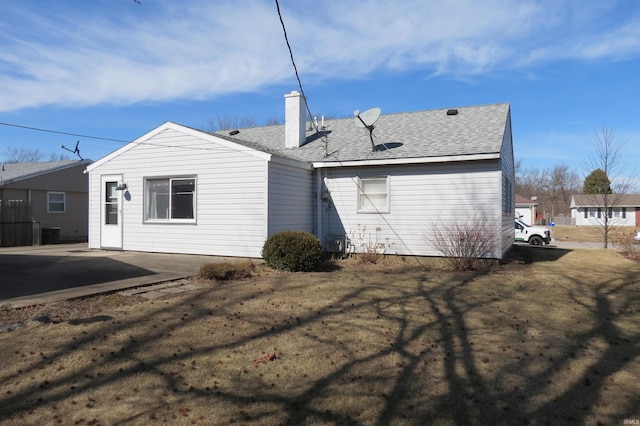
{"left": 0, "top": 160, "right": 92, "bottom": 245}
{"left": 86, "top": 91, "right": 515, "bottom": 259}
{"left": 570, "top": 194, "right": 640, "bottom": 227}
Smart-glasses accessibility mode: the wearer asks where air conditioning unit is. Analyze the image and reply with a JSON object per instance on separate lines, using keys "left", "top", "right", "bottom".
{"left": 325, "top": 234, "right": 347, "bottom": 253}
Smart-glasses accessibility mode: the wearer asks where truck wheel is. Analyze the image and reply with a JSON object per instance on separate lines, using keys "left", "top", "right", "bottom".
{"left": 529, "top": 236, "right": 543, "bottom": 246}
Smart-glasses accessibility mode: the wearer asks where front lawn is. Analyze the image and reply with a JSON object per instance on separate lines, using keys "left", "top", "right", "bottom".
{"left": 1, "top": 247, "right": 639, "bottom": 425}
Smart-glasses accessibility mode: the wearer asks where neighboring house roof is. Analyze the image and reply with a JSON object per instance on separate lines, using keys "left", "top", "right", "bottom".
{"left": 571, "top": 194, "right": 640, "bottom": 208}
{"left": 212, "top": 102, "right": 511, "bottom": 165}
{"left": 0, "top": 160, "right": 92, "bottom": 185}
{"left": 515, "top": 194, "right": 537, "bottom": 206}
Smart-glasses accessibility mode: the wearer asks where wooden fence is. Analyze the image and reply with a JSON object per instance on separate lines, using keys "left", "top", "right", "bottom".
{"left": 0, "top": 200, "right": 38, "bottom": 247}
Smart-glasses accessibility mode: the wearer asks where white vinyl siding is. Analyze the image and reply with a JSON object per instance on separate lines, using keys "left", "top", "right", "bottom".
{"left": 499, "top": 110, "right": 516, "bottom": 257}
{"left": 571, "top": 206, "right": 636, "bottom": 226}
{"left": 322, "top": 161, "right": 502, "bottom": 258}
{"left": 267, "top": 160, "right": 314, "bottom": 236}
{"left": 88, "top": 127, "right": 269, "bottom": 257}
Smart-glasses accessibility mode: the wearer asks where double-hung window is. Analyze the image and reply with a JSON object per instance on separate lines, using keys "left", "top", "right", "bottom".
{"left": 145, "top": 177, "right": 196, "bottom": 222}
{"left": 357, "top": 177, "right": 389, "bottom": 213}
{"left": 47, "top": 192, "right": 66, "bottom": 213}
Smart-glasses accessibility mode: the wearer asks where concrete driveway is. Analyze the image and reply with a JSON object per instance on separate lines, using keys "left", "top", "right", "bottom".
{"left": 0, "top": 244, "right": 237, "bottom": 308}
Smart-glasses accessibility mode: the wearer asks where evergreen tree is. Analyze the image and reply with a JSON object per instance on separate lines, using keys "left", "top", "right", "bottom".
{"left": 582, "top": 168, "right": 611, "bottom": 194}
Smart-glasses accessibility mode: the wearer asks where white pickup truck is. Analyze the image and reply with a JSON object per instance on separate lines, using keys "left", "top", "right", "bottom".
{"left": 515, "top": 219, "right": 551, "bottom": 245}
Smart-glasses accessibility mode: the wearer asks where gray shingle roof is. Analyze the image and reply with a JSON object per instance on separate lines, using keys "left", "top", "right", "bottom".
{"left": 572, "top": 193, "right": 640, "bottom": 207}
{"left": 0, "top": 160, "right": 90, "bottom": 184}
{"left": 212, "top": 103, "right": 510, "bottom": 164}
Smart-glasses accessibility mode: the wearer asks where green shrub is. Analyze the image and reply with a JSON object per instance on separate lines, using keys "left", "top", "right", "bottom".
{"left": 262, "top": 231, "right": 325, "bottom": 272}
{"left": 198, "top": 260, "right": 254, "bottom": 281}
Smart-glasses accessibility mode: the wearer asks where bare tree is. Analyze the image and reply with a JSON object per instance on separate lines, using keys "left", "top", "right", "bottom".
{"left": 264, "top": 117, "right": 282, "bottom": 126}
{"left": 583, "top": 126, "right": 635, "bottom": 248}
{"left": 546, "top": 164, "right": 581, "bottom": 218}
{"left": 48, "top": 152, "right": 71, "bottom": 161}
{"left": 3, "top": 147, "right": 44, "bottom": 163}
{"left": 515, "top": 166, "right": 546, "bottom": 199}
{"left": 516, "top": 162, "right": 581, "bottom": 222}
{"left": 202, "top": 115, "right": 259, "bottom": 132}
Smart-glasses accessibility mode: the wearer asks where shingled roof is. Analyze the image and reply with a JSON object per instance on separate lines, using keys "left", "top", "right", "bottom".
{"left": 213, "top": 102, "right": 511, "bottom": 164}
{"left": 0, "top": 160, "right": 91, "bottom": 185}
{"left": 572, "top": 193, "right": 640, "bottom": 207}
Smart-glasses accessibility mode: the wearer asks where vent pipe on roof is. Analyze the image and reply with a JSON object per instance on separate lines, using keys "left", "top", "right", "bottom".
{"left": 446, "top": 109, "right": 458, "bottom": 116}
{"left": 285, "top": 90, "right": 307, "bottom": 148}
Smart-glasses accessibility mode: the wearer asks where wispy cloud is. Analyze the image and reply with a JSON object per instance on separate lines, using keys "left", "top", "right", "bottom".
{"left": 0, "top": 0, "right": 638, "bottom": 112}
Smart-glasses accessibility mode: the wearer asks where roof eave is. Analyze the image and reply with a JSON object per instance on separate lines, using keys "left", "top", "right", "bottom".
{"left": 312, "top": 152, "right": 500, "bottom": 168}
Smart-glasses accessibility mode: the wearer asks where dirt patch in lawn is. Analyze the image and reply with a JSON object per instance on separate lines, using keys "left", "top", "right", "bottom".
{"left": 1, "top": 250, "right": 639, "bottom": 425}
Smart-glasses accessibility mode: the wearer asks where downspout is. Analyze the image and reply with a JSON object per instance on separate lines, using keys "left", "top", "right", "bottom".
{"left": 316, "top": 168, "right": 323, "bottom": 246}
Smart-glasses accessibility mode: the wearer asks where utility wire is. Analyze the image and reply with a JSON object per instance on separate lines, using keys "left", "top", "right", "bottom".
{"left": 0, "top": 121, "right": 129, "bottom": 143}
{"left": 274, "top": 0, "right": 319, "bottom": 133}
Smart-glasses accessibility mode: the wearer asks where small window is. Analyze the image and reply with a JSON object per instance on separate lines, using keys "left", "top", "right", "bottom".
{"left": 357, "top": 177, "right": 389, "bottom": 213}
{"left": 589, "top": 210, "right": 596, "bottom": 218}
{"left": 47, "top": 192, "right": 66, "bottom": 213}
{"left": 105, "top": 182, "right": 118, "bottom": 225}
{"left": 145, "top": 177, "right": 196, "bottom": 222}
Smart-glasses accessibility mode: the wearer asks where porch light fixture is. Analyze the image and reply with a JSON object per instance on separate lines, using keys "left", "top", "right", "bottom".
{"left": 115, "top": 183, "right": 127, "bottom": 191}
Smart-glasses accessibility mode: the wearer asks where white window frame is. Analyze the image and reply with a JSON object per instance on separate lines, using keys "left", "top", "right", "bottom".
{"left": 144, "top": 176, "right": 196, "bottom": 223}
{"left": 357, "top": 176, "right": 390, "bottom": 213}
{"left": 47, "top": 191, "right": 66, "bottom": 213}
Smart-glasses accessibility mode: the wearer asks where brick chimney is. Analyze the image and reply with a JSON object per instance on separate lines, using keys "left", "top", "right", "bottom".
{"left": 284, "top": 90, "right": 307, "bottom": 148}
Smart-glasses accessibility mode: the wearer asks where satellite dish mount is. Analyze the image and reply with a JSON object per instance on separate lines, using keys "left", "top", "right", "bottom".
{"left": 354, "top": 107, "right": 381, "bottom": 151}
{"left": 61, "top": 140, "right": 83, "bottom": 160}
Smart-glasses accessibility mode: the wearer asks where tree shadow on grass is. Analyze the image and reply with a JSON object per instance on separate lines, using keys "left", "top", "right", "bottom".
{"left": 0, "top": 258, "right": 639, "bottom": 425}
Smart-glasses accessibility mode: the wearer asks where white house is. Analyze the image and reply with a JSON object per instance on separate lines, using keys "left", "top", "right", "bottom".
{"left": 515, "top": 194, "right": 537, "bottom": 225}
{"left": 570, "top": 194, "right": 640, "bottom": 227}
{"left": 86, "top": 92, "right": 515, "bottom": 259}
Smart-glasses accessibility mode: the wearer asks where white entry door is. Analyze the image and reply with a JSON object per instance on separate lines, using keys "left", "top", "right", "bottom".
{"left": 100, "top": 175, "right": 123, "bottom": 249}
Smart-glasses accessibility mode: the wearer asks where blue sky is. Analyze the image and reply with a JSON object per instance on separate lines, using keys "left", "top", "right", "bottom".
{"left": 1, "top": 0, "right": 639, "bottom": 179}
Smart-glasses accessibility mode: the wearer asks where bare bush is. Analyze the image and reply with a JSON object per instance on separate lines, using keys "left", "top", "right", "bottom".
{"left": 349, "top": 224, "right": 394, "bottom": 264}
{"left": 429, "top": 214, "right": 498, "bottom": 271}
{"left": 609, "top": 229, "right": 640, "bottom": 262}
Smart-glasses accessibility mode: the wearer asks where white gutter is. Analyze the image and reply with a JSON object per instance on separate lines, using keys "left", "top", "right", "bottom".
{"left": 312, "top": 153, "right": 500, "bottom": 168}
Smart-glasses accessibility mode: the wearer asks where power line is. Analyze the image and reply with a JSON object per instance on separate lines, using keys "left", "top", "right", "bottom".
{"left": 274, "top": 0, "right": 319, "bottom": 133}
{"left": 0, "top": 121, "right": 130, "bottom": 143}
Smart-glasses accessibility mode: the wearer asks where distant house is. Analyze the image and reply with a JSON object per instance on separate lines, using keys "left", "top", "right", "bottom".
{"left": 570, "top": 194, "right": 640, "bottom": 227}
{"left": 86, "top": 92, "right": 515, "bottom": 259}
{"left": 515, "top": 194, "right": 537, "bottom": 225}
{"left": 0, "top": 160, "right": 92, "bottom": 245}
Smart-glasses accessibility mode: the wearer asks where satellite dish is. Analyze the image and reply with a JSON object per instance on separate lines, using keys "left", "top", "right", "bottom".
{"left": 354, "top": 107, "right": 381, "bottom": 129}
{"left": 353, "top": 107, "right": 382, "bottom": 151}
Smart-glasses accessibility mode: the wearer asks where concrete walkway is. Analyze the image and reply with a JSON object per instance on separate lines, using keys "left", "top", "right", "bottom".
{"left": 0, "top": 241, "right": 609, "bottom": 309}
{"left": 0, "top": 243, "right": 243, "bottom": 308}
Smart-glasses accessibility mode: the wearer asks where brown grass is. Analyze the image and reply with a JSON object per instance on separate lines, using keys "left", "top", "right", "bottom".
{"left": 552, "top": 225, "right": 637, "bottom": 243}
{"left": 1, "top": 249, "right": 639, "bottom": 425}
